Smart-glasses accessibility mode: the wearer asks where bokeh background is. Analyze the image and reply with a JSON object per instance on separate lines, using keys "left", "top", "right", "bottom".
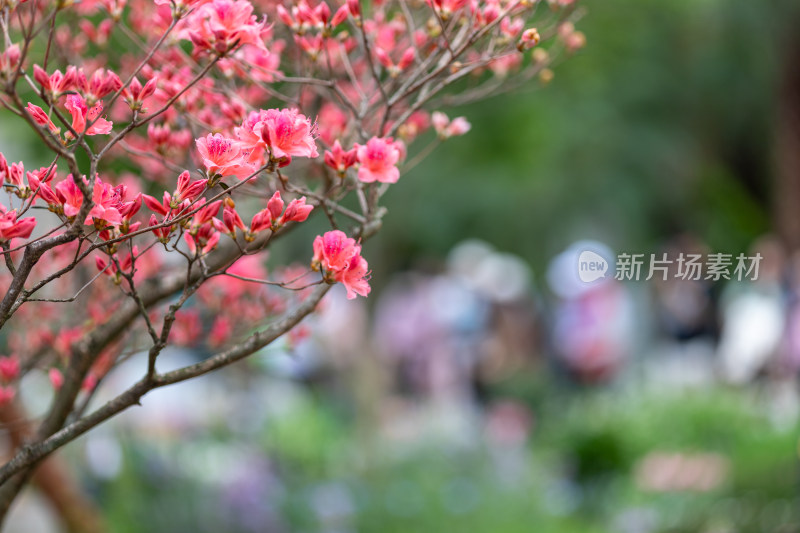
{"left": 3, "top": 0, "right": 800, "bottom": 531}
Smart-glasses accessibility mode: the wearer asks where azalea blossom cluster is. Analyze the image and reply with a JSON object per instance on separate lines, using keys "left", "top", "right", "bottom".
{"left": 0, "top": 0, "right": 582, "bottom": 524}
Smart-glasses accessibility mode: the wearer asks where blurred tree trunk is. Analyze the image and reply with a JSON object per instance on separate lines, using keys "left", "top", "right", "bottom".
{"left": 774, "top": 9, "right": 800, "bottom": 251}
{"left": 0, "top": 402, "right": 105, "bottom": 533}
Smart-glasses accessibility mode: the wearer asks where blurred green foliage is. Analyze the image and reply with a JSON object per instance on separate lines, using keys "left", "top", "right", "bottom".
{"left": 372, "top": 0, "right": 798, "bottom": 285}
{"left": 99, "top": 385, "right": 800, "bottom": 533}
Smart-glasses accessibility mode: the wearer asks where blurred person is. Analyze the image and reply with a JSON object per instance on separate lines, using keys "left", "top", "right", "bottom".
{"left": 717, "top": 235, "right": 787, "bottom": 384}
{"left": 651, "top": 234, "right": 716, "bottom": 343}
{"left": 779, "top": 249, "right": 800, "bottom": 375}
{"left": 645, "top": 234, "right": 718, "bottom": 388}
{"left": 372, "top": 240, "right": 539, "bottom": 447}
{"left": 547, "top": 241, "right": 637, "bottom": 384}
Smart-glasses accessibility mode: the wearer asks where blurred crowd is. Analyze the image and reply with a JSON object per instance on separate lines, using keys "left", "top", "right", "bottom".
{"left": 9, "top": 236, "right": 800, "bottom": 533}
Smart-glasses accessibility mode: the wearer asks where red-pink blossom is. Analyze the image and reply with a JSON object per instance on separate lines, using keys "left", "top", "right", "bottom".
{"left": 196, "top": 133, "right": 252, "bottom": 177}
{"left": 334, "top": 252, "right": 371, "bottom": 299}
{"left": 259, "top": 108, "right": 319, "bottom": 160}
{"left": 185, "top": 225, "right": 220, "bottom": 256}
{"left": 311, "top": 230, "right": 371, "bottom": 299}
{"left": 222, "top": 204, "right": 246, "bottom": 236}
{"left": 267, "top": 190, "right": 284, "bottom": 221}
{"left": 0, "top": 355, "right": 20, "bottom": 382}
{"left": 0, "top": 386, "right": 15, "bottom": 406}
{"left": 187, "top": 0, "right": 267, "bottom": 54}
{"left": 312, "top": 230, "right": 359, "bottom": 272}
{"left": 26, "top": 103, "right": 60, "bottom": 133}
{"left": 324, "top": 141, "right": 357, "bottom": 175}
{"left": 64, "top": 94, "right": 113, "bottom": 136}
{"left": 55, "top": 175, "right": 84, "bottom": 218}
{"left": 356, "top": 137, "right": 400, "bottom": 184}
{"left": 49, "top": 368, "right": 64, "bottom": 390}
{"left": 122, "top": 76, "right": 158, "bottom": 111}
{"left": 0, "top": 44, "right": 20, "bottom": 78}
{"left": 431, "top": 111, "right": 472, "bottom": 139}
{"left": 88, "top": 178, "right": 124, "bottom": 227}
{"left": 281, "top": 197, "right": 313, "bottom": 224}
{"left": 174, "top": 171, "right": 208, "bottom": 203}
{"left": 0, "top": 206, "right": 36, "bottom": 243}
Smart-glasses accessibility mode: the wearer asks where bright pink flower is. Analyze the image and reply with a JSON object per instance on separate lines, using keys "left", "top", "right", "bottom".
{"left": 356, "top": 137, "right": 400, "bottom": 184}
{"left": 187, "top": 0, "right": 266, "bottom": 54}
{"left": 0, "top": 44, "right": 20, "bottom": 77}
{"left": 64, "top": 94, "right": 113, "bottom": 136}
{"left": 196, "top": 133, "right": 252, "bottom": 177}
{"left": 425, "top": 0, "right": 469, "bottom": 17}
{"left": 209, "top": 316, "right": 233, "bottom": 347}
{"left": 88, "top": 178, "right": 124, "bottom": 227}
{"left": 87, "top": 69, "right": 122, "bottom": 100}
{"left": 281, "top": 197, "right": 313, "bottom": 224}
{"left": 122, "top": 76, "right": 158, "bottom": 111}
{"left": 174, "top": 171, "right": 208, "bottom": 203}
{"left": 331, "top": 4, "right": 349, "bottom": 26}
{"left": 33, "top": 65, "right": 79, "bottom": 98}
{"left": 324, "top": 141, "right": 357, "bottom": 174}
{"left": 143, "top": 191, "right": 172, "bottom": 217}
{"left": 312, "top": 230, "right": 358, "bottom": 272}
{"left": 185, "top": 225, "right": 220, "bottom": 256}
{"left": 0, "top": 355, "right": 20, "bottom": 382}
{"left": 248, "top": 191, "right": 313, "bottom": 236}
{"left": 149, "top": 214, "right": 174, "bottom": 243}
{"left": 0, "top": 386, "right": 15, "bottom": 406}
{"left": 311, "top": 230, "right": 371, "bottom": 299}
{"left": 222, "top": 204, "right": 246, "bottom": 236}
{"left": 346, "top": 0, "right": 360, "bottom": 17}
{"left": 55, "top": 175, "right": 84, "bottom": 218}
{"left": 259, "top": 108, "right": 319, "bottom": 160}
{"left": 49, "top": 368, "right": 64, "bottom": 390}
{"left": 334, "top": 252, "right": 371, "bottom": 299}
{"left": 26, "top": 103, "right": 60, "bottom": 133}
{"left": 191, "top": 198, "right": 222, "bottom": 228}
{"left": 267, "top": 190, "right": 284, "bottom": 221}
{"left": 431, "top": 111, "right": 471, "bottom": 138}
{"left": 3, "top": 161, "right": 32, "bottom": 199}
{"left": 0, "top": 205, "right": 36, "bottom": 243}
{"left": 249, "top": 210, "right": 271, "bottom": 235}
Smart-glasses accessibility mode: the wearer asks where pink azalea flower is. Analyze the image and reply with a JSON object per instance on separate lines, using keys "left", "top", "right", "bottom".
{"left": 356, "top": 137, "right": 400, "bottom": 184}
{"left": 0, "top": 386, "right": 15, "bottom": 406}
{"left": 55, "top": 175, "right": 84, "bottom": 218}
{"left": 312, "top": 230, "right": 359, "bottom": 272}
{"left": 0, "top": 354, "right": 20, "bottom": 382}
{"left": 431, "top": 111, "right": 471, "bottom": 139}
{"left": 64, "top": 94, "right": 113, "bottom": 136}
{"left": 88, "top": 178, "right": 124, "bottom": 227}
{"left": 280, "top": 197, "right": 313, "bottom": 224}
{"left": 222, "top": 204, "right": 246, "bottom": 236}
{"left": 185, "top": 225, "right": 220, "bottom": 256}
{"left": 333, "top": 252, "right": 371, "bottom": 299}
{"left": 266, "top": 190, "right": 284, "bottom": 221}
{"left": 26, "top": 103, "right": 60, "bottom": 133}
{"left": 188, "top": 0, "right": 266, "bottom": 54}
{"left": 0, "top": 205, "right": 36, "bottom": 243}
{"left": 49, "top": 368, "right": 64, "bottom": 390}
{"left": 195, "top": 133, "right": 252, "bottom": 177}
{"left": 311, "top": 230, "right": 371, "bottom": 299}
{"left": 324, "top": 140, "right": 357, "bottom": 174}
{"left": 259, "top": 108, "right": 319, "bottom": 160}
